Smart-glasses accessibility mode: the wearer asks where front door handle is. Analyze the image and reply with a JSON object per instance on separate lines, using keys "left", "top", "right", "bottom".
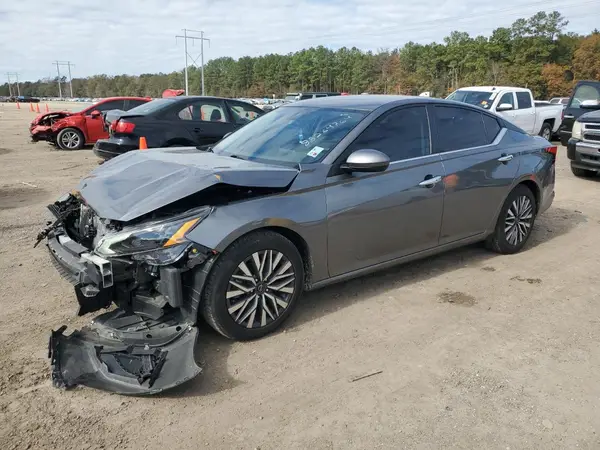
{"left": 498, "top": 154, "right": 514, "bottom": 163}
{"left": 418, "top": 175, "right": 442, "bottom": 188}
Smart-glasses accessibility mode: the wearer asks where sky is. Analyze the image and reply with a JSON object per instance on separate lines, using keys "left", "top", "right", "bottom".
{"left": 1, "top": 0, "right": 599, "bottom": 82}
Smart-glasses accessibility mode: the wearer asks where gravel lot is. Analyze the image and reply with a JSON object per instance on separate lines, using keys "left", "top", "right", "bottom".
{"left": 1, "top": 101, "right": 600, "bottom": 450}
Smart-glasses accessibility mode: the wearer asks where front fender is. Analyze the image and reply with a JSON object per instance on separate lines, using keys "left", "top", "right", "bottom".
{"left": 52, "top": 116, "right": 85, "bottom": 133}
{"left": 185, "top": 187, "right": 329, "bottom": 284}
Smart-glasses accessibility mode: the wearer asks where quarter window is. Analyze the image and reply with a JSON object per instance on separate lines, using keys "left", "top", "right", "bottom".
{"left": 432, "top": 106, "right": 488, "bottom": 152}
{"left": 228, "top": 101, "right": 262, "bottom": 125}
{"left": 516, "top": 92, "right": 532, "bottom": 109}
{"left": 482, "top": 114, "right": 502, "bottom": 143}
{"left": 348, "top": 106, "right": 430, "bottom": 161}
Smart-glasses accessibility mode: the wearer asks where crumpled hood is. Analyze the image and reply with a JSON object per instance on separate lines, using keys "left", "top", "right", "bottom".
{"left": 78, "top": 147, "right": 299, "bottom": 222}
{"left": 31, "top": 110, "right": 74, "bottom": 126}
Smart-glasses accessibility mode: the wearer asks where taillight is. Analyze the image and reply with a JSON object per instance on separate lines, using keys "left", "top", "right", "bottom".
{"left": 545, "top": 145, "right": 558, "bottom": 156}
{"left": 114, "top": 120, "right": 135, "bottom": 134}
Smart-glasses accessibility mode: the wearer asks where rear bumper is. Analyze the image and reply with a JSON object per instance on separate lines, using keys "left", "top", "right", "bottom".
{"left": 93, "top": 138, "right": 138, "bottom": 160}
{"left": 567, "top": 138, "right": 600, "bottom": 171}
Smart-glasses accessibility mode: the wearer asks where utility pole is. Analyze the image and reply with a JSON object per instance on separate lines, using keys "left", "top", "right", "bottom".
{"left": 53, "top": 61, "right": 75, "bottom": 98}
{"left": 6, "top": 73, "right": 13, "bottom": 96}
{"left": 175, "top": 29, "right": 210, "bottom": 95}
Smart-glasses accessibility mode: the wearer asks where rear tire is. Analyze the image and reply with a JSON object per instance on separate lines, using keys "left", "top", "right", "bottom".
{"left": 486, "top": 185, "right": 537, "bottom": 254}
{"left": 56, "top": 127, "right": 84, "bottom": 150}
{"left": 539, "top": 123, "right": 552, "bottom": 141}
{"left": 201, "top": 231, "right": 304, "bottom": 340}
{"left": 570, "top": 165, "right": 596, "bottom": 178}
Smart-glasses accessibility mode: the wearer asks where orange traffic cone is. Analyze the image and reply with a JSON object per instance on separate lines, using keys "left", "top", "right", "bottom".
{"left": 139, "top": 137, "right": 148, "bottom": 150}
{"left": 36, "top": 103, "right": 40, "bottom": 113}
{"left": 45, "top": 104, "right": 49, "bottom": 113}
{"left": 16, "top": 102, "right": 20, "bottom": 109}
{"left": 29, "top": 102, "right": 34, "bottom": 112}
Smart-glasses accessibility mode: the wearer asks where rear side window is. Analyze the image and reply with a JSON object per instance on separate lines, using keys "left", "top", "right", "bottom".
{"left": 516, "top": 92, "right": 532, "bottom": 109}
{"left": 432, "top": 106, "right": 488, "bottom": 152}
{"left": 482, "top": 114, "right": 502, "bottom": 143}
{"left": 177, "top": 101, "right": 228, "bottom": 122}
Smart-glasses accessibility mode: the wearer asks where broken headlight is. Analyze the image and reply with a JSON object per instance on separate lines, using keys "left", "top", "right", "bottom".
{"left": 94, "top": 207, "right": 211, "bottom": 263}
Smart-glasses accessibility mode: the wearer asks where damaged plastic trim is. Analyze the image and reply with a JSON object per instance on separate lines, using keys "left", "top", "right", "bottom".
{"left": 49, "top": 309, "right": 201, "bottom": 395}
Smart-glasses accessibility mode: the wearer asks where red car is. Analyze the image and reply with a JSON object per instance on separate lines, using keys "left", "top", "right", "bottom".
{"left": 30, "top": 97, "right": 151, "bottom": 150}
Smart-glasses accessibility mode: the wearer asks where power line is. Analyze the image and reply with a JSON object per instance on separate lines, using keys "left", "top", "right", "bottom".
{"left": 176, "top": 29, "right": 210, "bottom": 95}
{"left": 6, "top": 72, "right": 20, "bottom": 96}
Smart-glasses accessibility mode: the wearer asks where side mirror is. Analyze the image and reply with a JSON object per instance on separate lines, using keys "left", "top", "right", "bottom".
{"left": 580, "top": 100, "right": 600, "bottom": 110}
{"left": 340, "top": 149, "right": 390, "bottom": 173}
{"left": 496, "top": 103, "right": 513, "bottom": 112}
{"left": 90, "top": 110, "right": 102, "bottom": 118}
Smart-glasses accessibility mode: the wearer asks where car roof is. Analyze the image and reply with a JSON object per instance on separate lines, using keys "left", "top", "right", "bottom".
{"left": 457, "top": 86, "right": 531, "bottom": 93}
{"left": 281, "top": 94, "right": 438, "bottom": 111}
{"left": 101, "top": 96, "right": 151, "bottom": 101}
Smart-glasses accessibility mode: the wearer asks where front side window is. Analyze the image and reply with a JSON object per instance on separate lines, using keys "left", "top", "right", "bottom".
{"left": 88, "top": 100, "right": 125, "bottom": 114}
{"left": 498, "top": 92, "right": 514, "bottom": 108}
{"left": 516, "top": 92, "right": 532, "bottom": 109}
{"left": 570, "top": 85, "right": 600, "bottom": 108}
{"left": 347, "top": 106, "right": 430, "bottom": 161}
{"left": 212, "top": 106, "right": 366, "bottom": 166}
{"left": 177, "top": 101, "right": 228, "bottom": 122}
{"left": 432, "top": 106, "right": 488, "bottom": 152}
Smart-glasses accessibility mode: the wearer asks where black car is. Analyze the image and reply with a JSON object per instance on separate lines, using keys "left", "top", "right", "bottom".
{"left": 17, "top": 95, "right": 41, "bottom": 103}
{"left": 93, "top": 96, "right": 265, "bottom": 160}
{"left": 559, "top": 80, "right": 600, "bottom": 145}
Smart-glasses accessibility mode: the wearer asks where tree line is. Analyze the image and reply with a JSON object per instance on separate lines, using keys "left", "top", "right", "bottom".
{"left": 2, "top": 11, "right": 599, "bottom": 100}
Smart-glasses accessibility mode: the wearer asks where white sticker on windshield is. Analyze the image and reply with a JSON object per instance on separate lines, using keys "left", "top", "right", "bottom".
{"left": 307, "top": 146, "right": 325, "bottom": 158}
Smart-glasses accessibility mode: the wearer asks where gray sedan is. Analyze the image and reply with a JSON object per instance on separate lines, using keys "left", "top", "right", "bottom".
{"left": 43, "top": 95, "right": 556, "bottom": 394}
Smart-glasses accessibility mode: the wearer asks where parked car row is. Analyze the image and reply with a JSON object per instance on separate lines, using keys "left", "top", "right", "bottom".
{"left": 42, "top": 94, "right": 556, "bottom": 394}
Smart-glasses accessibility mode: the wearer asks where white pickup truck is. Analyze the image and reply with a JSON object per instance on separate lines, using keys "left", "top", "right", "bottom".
{"left": 446, "top": 86, "right": 563, "bottom": 140}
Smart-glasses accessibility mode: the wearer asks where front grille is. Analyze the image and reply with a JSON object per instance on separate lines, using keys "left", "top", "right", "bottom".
{"left": 583, "top": 134, "right": 600, "bottom": 142}
{"left": 585, "top": 124, "right": 600, "bottom": 131}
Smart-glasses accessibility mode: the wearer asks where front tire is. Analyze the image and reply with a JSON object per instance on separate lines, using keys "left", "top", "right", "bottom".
{"left": 56, "top": 127, "right": 84, "bottom": 150}
{"left": 201, "top": 231, "right": 304, "bottom": 340}
{"left": 486, "top": 185, "right": 537, "bottom": 254}
{"left": 570, "top": 165, "right": 596, "bottom": 178}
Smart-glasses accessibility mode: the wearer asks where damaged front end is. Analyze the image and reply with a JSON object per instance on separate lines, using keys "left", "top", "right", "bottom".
{"left": 30, "top": 112, "right": 70, "bottom": 143}
{"left": 40, "top": 193, "right": 214, "bottom": 394}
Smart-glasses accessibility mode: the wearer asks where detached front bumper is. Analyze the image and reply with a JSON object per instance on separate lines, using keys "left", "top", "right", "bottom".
{"left": 93, "top": 138, "right": 138, "bottom": 160}
{"left": 45, "top": 227, "right": 206, "bottom": 394}
{"left": 49, "top": 310, "right": 201, "bottom": 395}
{"left": 30, "top": 125, "right": 56, "bottom": 143}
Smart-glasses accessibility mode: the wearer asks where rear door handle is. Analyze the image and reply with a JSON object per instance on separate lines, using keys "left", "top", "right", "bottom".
{"left": 498, "top": 154, "right": 514, "bottom": 163}
{"left": 418, "top": 175, "right": 442, "bottom": 188}
{"left": 564, "top": 115, "right": 574, "bottom": 119}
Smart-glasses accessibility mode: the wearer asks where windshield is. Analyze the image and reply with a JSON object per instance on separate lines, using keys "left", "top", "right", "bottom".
{"left": 212, "top": 106, "right": 367, "bottom": 165}
{"left": 126, "top": 98, "right": 175, "bottom": 115}
{"left": 446, "top": 90, "right": 495, "bottom": 110}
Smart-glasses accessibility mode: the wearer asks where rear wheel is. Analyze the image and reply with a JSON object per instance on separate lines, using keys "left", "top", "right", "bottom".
{"left": 201, "top": 231, "right": 304, "bottom": 340}
{"left": 539, "top": 123, "right": 552, "bottom": 141}
{"left": 56, "top": 128, "right": 84, "bottom": 150}
{"left": 570, "top": 165, "right": 596, "bottom": 178}
{"left": 486, "top": 185, "right": 537, "bottom": 254}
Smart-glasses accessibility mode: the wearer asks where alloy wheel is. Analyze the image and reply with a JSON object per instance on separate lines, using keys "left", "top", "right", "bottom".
{"left": 226, "top": 250, "right": 296, "bottom": 329}
{"left": 60, "top": 131, "right": 81, "bottom": 149}
{"left": 504, "top": 195, "right": 533, "bottom": 246}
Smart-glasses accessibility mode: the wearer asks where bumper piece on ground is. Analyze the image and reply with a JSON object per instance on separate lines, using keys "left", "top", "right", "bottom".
{"left": 49, "top": 309, "right": 201, "bottom": 395}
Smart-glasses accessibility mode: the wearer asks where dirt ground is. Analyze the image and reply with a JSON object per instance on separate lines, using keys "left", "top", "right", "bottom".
{"left": 1, "top": 101, "right": 600, "bottom": 450}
